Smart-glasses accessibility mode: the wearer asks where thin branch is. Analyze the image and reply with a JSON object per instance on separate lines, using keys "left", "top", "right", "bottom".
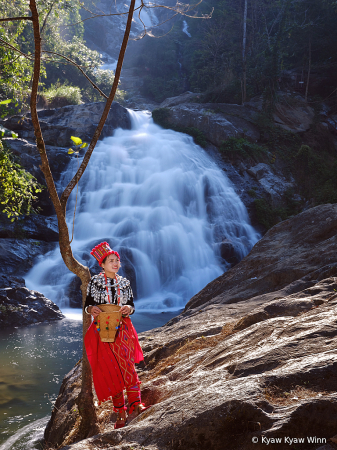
{"left": 60, "top": 0, "right": 136, "bottom": 212}
{"left": 0, "top": 38, "right": 108, "bottom": 100}
{"left": 0, "top": 55, "right": 21, "bottom": 66}
{"left": 43, "top": 51, "right": 108, "bottom": 99}
{"left": 41, "top": 1, "right": 55, "bottom": 36}
{"left": 63, "top": 0, "right": 208, "bottom": 29}
{"left": 0, "top": 16, "right": 33, "bottom": 22}
{"left": 0, "top": 37, "right": 34, "bottom": 60}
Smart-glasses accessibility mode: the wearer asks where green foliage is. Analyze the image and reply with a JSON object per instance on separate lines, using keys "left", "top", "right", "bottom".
{"left": 152, "top": 108, "right": 207, "bottom": 147}
{"left": 220, "top": 137, "right": 266, "bottom": 162}
{"left": 125, "top": 0, "right": 337, "bottom": 107}
{"left": 254, "top": 190, "right": 300, "bottom": 230}
{"left": 1, "top": 0, "right": 124, "bottom": 115}
{"left": 41, "top": 82, "right": 82, "bottom": 108}
{"left": 0, "top": 141, "right": 43, "bottom": 220}
{"left": 293, "top": 143, "right": 337, "bottom": 204}
{"left": 247, "top": 188, "right": 257, "bottom": 198}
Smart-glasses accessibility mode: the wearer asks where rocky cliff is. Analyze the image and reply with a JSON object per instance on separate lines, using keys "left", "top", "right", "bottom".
{"left": 44, "top": 203, "right": 337, "bottom": 450}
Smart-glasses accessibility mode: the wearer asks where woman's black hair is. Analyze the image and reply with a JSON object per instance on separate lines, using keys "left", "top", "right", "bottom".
{"left": 101, "top": 254, "right": 121, "bottom": 266}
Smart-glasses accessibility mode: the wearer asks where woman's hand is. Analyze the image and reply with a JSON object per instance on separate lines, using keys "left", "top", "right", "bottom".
{"left": 120, "top": 305, "right": 131, "bottom": 316}
{"left": 89, "top": 306, "right": 102, "bottom": 318}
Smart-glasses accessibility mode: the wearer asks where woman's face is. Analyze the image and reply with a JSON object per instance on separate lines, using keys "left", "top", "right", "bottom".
{"left": 101, "top": 254, "right": 120, "bottom": 276}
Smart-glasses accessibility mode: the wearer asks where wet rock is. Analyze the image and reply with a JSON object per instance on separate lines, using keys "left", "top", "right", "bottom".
{"left": 0, "top": 275, "right": 25, "bottom": 289}
{"left": 1, "top": 102, "right": 131, "bottom": 146}
{"left": 219, "top": 239, "right": 241, "bottom": 266}
{"left": 66, "top": 276, "right": 83, "bottom": 309}
{"left": 0, "top": 238, "right": 55, "bottom": 277}
{"left": 0, "top": 285, "right": 64, "bottom": 327}
{"left": 0, "top": 214, "right": 58, "bottom": 241}
{"left": 247, "top": 163, "right": 294, "bottom": 206}
{"left": 158, "top": 102, "right": 260, "bottom": 147}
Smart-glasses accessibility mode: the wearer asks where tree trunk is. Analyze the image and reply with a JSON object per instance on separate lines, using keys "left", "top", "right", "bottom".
{"left": 29, "top": 0, "right": 136, "bottom": 440}
{"left": 305, "top": 39, "right": 311, "bottom": 102}
{"left": 242, "top": 0, "right": 248, "bottom": 104}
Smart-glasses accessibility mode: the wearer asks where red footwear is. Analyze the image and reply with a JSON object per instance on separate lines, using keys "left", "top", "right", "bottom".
{"left": 114, "top": 414, "right": 126, "bottom": 429}
{"left": 137, "top": 404, "right": 152, "bottom": 415}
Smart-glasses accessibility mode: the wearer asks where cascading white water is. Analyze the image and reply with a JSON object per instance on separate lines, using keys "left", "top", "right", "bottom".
{"left": 26, "top": 110, "right": 259, "bottom": 312}
{"left": 182, "top": 20, "right": 191, "bottom": 38}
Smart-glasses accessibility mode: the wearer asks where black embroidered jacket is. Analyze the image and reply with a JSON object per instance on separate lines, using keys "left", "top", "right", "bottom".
{"left": 84, "top": 273, "right": 135, "bottom": 314}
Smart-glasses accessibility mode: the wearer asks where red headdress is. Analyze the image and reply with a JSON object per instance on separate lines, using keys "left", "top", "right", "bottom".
{"left": 90, "top": 242, "right": 120, "bottom": 266}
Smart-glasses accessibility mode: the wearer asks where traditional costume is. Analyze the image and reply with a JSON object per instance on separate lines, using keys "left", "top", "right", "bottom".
{"left": 84, "top": 242, "right": 145, "bottom": 424}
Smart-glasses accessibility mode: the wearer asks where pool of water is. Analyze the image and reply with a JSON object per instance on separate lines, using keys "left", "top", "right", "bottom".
{"left": 0, "top": 310, "right": 178, "bottom": 449}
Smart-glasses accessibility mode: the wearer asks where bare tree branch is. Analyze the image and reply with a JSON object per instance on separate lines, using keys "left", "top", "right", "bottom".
{"left": 0, "top": 16, "right": 33, "bottom": 22}
{"left": 43, "top": 50, "right": 109, "bottom": 99}
{"left": 41, "top": 0, "right": 56, "bottom": 35}
{"left": 0, "top": 55, "right": 21, "bottom": 66}
{"left": 0, "top": 38, "right": 109, "bottom": 100}
{"left": 0, "top": 37, "right": 34, "bottom": 60}
{"left": 60, "top": 0, "right": 136, "bottom": 213}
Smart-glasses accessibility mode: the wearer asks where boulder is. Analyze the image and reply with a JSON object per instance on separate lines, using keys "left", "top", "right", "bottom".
{"left": 1, "top": 102, "right": 131, "bottom": 147}
{"left": 0, "top": 214, "right": 58, "bottom": 241}
{"left": 0, "top": 238, "right": 55, "bottom": 276}
{"left": 247, "top": 163, "right": 294, "bottom": 206}
{"left": 157, "top": 92, "right": 315, "bottom": 145}
{"left": 45, "top": 276, "right": 337, "bottom": 450}
{"left": 245, "top": 92, "right": 315, "bottom": 133}
{"left": 157, "top": 102, "right": 260, "bottom": 147}
{"left": 0, "top": 285, "right": 64, "bottom": 327}
{"left": 0, "top": 275, "right": 25, "bottom": 289}
{"left": 159, "top": 91, "right": 202, "bottom": 107}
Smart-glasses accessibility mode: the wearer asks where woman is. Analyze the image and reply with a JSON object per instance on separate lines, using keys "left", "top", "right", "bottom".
{"left": 84, "top": 241, "right": 149, "bottom": 428}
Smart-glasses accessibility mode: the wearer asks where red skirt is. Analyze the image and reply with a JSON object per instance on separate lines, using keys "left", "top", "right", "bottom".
{"left": 84, "top": 317, "right": 144, "bottom": 403}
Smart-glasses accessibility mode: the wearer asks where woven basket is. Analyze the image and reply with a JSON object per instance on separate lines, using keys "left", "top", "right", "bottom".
{"left": 96, "top": 304, "right": 122, "bottom": 342}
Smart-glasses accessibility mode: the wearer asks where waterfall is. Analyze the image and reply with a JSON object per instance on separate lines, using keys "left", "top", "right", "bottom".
{"left": 26, "top": 110, "right": 259, "bottom": 312}
{"left": 182, "top": 20, "right": 191, "bottom": 38}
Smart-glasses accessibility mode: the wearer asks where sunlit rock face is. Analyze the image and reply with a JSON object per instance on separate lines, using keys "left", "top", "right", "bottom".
{"left": 45, "top": 203, "right": 337, "bottom": 450}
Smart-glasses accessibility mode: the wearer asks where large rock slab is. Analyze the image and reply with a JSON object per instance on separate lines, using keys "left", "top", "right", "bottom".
{"left": 0, "top": 239, "right": 55, "bottom": 276}
{"left": 0, "top": 214, "right": 58, "bottom": 241}
{"left": 0, "top": 284, "right": 64, "bottom": 327}
{"left": 158, "top": 92, "right": 315, "bottom": 146}
{"left": 1, "top": 101, "right": 131, "bottom": 147}
{"left": 42, "top": 202, "right": 337, "bottom": 450}
{"left": 157, "top": 102, "right": 260, "bottom": 147}
{"left": 45, "top": 276, "right": 337, "bottom": 450}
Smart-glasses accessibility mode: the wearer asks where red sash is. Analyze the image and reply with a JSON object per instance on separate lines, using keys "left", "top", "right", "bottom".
{"left": 85, "top": 317, "right": 144, "bottom": 402}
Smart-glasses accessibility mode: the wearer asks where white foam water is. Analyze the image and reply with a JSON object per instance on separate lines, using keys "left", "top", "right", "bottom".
{"left": 0, "top": 417, "right": 49, "bottom": 450}
{"left": 26, "top": 110, "right": 259, "bottom": 311}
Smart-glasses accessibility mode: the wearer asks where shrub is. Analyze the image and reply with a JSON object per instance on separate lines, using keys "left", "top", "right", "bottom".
{"left": 40, "top": 83, "right": 82, "bottom": 108}
{"left": 220, "top": 137, "right": 266, "bottom": 162}
{"left": 0, "top": 141, "right": 43, "bottom": 220}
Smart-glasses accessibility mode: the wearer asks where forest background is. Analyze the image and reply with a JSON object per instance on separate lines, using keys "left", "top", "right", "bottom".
{"left": 1, "top": 0, "right": 337, "bottom": 226}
